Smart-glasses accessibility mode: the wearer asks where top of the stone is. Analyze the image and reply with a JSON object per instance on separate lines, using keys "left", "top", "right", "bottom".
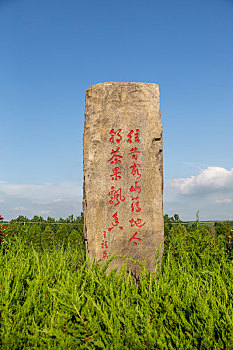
{"left": 86, "top": 82, "right": 159, "bottom": 93}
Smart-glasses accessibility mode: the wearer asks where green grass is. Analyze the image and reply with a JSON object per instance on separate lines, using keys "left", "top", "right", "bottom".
{"left": 0, "top": 226, "right": 233, "bottom": 349}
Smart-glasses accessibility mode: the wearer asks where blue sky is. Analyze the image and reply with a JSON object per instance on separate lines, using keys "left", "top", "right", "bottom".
{"left": 0, "top": 0, "right": 233, "bottom": 221}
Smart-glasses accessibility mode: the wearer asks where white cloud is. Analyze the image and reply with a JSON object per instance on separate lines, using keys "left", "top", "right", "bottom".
{"left": 32, "top": 200, "right": 50, "bottom": 205}
{"left": 164, "top": 167, "right": 233, "bottom": 221}
{"left": 0, "top": 180, "right": 82, "bottom": 220}
{"left": 13, "top": 206, "right": 27, "bottom": 211}
{"left": 170, "top": 167, "right": 233, "bottom": 195}
{"left": 215, "top": 199, "right": 232, "bottom": 204}
{"left": 32, "top": 199, "right": 63, "bottom": 205}
{"left": 38, "top": 210, "right": 51, "bottom": 215}
{"left": 0, "top": 181, "right": 81, "bottom": 200}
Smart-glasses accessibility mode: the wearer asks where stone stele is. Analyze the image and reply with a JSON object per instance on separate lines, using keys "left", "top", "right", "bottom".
{"left": 83, "top": 82, "right": 164, "bottom": 276}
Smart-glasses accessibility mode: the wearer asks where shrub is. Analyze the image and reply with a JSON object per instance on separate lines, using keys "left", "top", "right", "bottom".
{"left": 1, "top": 227, "right": 233, "bottom": 349}
{"left": 28, "top": 225, "right": 42, "bottom": 251}
{"left": 0, "top": 215, "right": 7, "bottom": 247}
{"left": 68, "top": 229, "right": 85, "bottom": 263}
{"left": 41, "top": 225, "right": 54, "bottom": 251}
{"left": 54, "top": 225, "right": 69, "bottom": 249}
{"left": 216, "top": 221, "right": 231, "bottom": 236}
{"left": 215, "top": 222, "right": 233, "bottom": 257}
{"left": 4, "top": 222, "right": 20, "bottom": 238}
{"left": 170, "top": 223, "right": 187, "bottom": 236}
{"left": 68, "top": 229, "right": 84, "bottom": 246}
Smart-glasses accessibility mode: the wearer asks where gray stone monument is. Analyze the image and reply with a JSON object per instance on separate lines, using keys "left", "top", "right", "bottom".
{"left": 83, "top": 82, "right": 163, "bottom": 276}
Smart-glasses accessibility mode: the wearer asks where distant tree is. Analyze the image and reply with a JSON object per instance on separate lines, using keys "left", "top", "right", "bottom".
{"left": 68, "top": 229, "right": 84, "bottom": 247}
{"left": 216, "top": 221, "right": 232, "bottom": 236}
{"left": 11, "top": 215, "right": 29, "bottom": 223}
{"left": 46, "top": 217, "right": 56, "bottom": 233}
{"left": 5, "top": 222, "right": 20, "bottom": 238}
{"left": 164, "top": 213, "right": 183, "bottom": 241}
{"left": 170, "top": 224, "right": 187, "bottom": 236}
{"left": 28, "top": 225, "right": 42, "bottom": 250}
{"left": 41, "top": 225, "right": 54, "bottom": 251}
{"left": 68, "top": 229, "right": 85, "bottom": 261}
{"left": 215, "top": 222, "right": 232, "bottom": 255}
{"left": 54, "top": 225, "right": 69, "bottom": 249}
{"left": 31, "top": 216, "right": 46, "bottom": 231}
{"left": 173, "top": 214, "right": 181, "bottom": 223}
{"left": 164, "top": 213, "right": 182, "bottom": 225}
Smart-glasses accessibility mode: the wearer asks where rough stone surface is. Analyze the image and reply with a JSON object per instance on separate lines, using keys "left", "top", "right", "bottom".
{"left": 83, "top": 82, "right": 164, "bottom": 276}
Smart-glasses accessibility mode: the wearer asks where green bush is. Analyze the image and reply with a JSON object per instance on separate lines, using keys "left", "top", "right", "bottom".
{"left": 28, "top": 224, "right": 42, "bottom": 251}
{"left": 215, "top": 222, "right": 232, "bottom": 256}
{"left": 41, "top": 225, "right": 54, "bottom": 251}
{"left": 216, "top": 221, "right": 232, "bottom": 235}
{"left": 169, "top": 223, "right": 187, "bottom": 236}
{"left": 68, "top": 229, "right": 85, "bottom": 263}
{"left": 68, "top": 229, "right": 85, "bottom": 258}
{"left": 4, "top": 222, "right": 20, "bottom": 238}
{"left": 68, "top": 229, "right": 84, "bottom": 245}
{"left": 54, "top": 225, "right": 69, "bottom": 249}
{"left": 1, "top": 228, "right": 233, "bottom": 349}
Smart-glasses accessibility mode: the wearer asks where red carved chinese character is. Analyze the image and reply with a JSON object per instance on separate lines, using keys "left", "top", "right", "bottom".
{"left": 103, "top": 231, "right": 107, "bottom": 238}
{"left": 129, "top": 218, "right": 145, "bottom": 228}
{"left": 108, "top": 186, "right": 125, "bottom": 206}
{"left": 131, "top": 196, "right": 141, "bottom": 213}
{"left": 108, "top": 212, "right": 123, "bottom": 231}
{"left": 108, "top": 148, "right": 123, "bottom": 165}
{"left": 112, "top": 212, "right": 120, "bottom": 226}
{"left": 109, "top": 129, "right": 122, "bottom": 143}
{"left": 130, "top": 181, "right": 141, "bottom": 194}
{"left": 110, "top": 167, "right": 121, "bottom": 181}
{"left": 129, "top": 232, "right": 142, "bottom": 245}
{"left": 130, "top": 163, "right": 141, "bottom": 179}
{"left": 127, "top": 130, "right": 134, "bottom": 143}
{"left": 128, "top": 147, "right": 141, "bottom": 160}
{"left": 102, "top": 251, "right": 108, "bottom": 259}
{"left": 101, "top": 240, "right": 108, "bottom": 249}
{"left": 127, "top": 129, "right": 140, "bottom": 143}
{"left": 135, "top": 129, "right": 140, "bottom": 143}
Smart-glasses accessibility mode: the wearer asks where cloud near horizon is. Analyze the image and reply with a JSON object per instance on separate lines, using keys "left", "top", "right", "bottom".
{"left": 164, "top": 167, "right": 233, "bottom": 221}
{"left": 169, "top": 167, "right": 233, "bottom": 195}
{"left": 0, "top": 180, "right": 82, "bottom": 220}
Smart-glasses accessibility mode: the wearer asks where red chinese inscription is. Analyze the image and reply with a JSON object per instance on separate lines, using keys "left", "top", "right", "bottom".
{"left": 108, "top": 148, "right": 123, "bottom": 165}
{"left": 131, "top": 196, "right": 141, "bottom": 213}
{"left": 109, "top": 129, "right": 122, "bottom": 143}
{"left": 127, "top": 129, "right": 140, "bottom": 143}
{"left": 110, "top": 167, "right": 121, "bottom": 181}
{"left": 101, "top": 231, "right": 109, "bottom": 259}
{"left": 129, "top": 218, "right": 145, "bottom": 228}
{"left": 108, "top": 212, "right": 123, "bottom": 232}
{"left": 101, "top": 240, "right": 108, "bottom": 249}
{"left": 129, "top": 232, "right": 142, "bottom": 245}
{"left": 105, "top": 128, "right": 145, "bottom": 252}
{"left": 130, "top": 181, "right": 141, "bottom": 194}
{"left": 108, "top": 186, "right": 125, "bottom": 206}
{"left": 130, "top": 163, "right": 141, "bottom": 179}
{"left": 128, "top": 147, "right": 141, "bottom": 160}
{"left": 102, "top": 251, "right": 108, "bottom": 259}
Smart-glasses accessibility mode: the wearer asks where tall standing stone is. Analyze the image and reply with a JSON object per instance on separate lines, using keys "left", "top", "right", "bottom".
{"left": 83, "top": 82, "right": 163, "bottom": 276}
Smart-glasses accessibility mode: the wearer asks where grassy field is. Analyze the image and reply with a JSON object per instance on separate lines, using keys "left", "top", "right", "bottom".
{"left": 0, "top": 222, "right": 233, "bottom": 349}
